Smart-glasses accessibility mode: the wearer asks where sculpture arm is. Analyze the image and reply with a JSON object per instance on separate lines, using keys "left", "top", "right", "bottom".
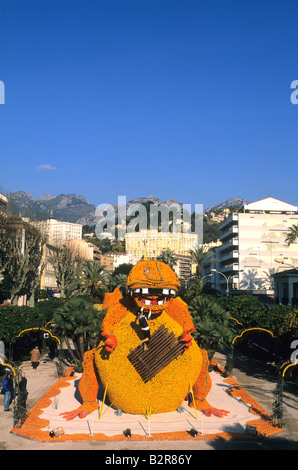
{"left": 59, "top": 349, "right": 99, "bottom": 420}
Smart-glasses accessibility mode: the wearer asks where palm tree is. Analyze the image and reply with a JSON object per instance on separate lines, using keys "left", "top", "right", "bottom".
{"left": 53, "top": 297, "right": 106, "bottom": 363}
{"left": 188, "top": 246, "right": 217, "bottom": 278}
{"left": 157, "top": 248, "right": 178, "bottom": 269}
{"left": 285, "top": 224, "right": 298, "bottom": 246}
{"left": 76, "top": 261, "right": 108, "bottom": 302}
{"left": 184, "top": 275, "right": 215, "bottom": 302}
{"left": 108, "top": 273, "right": 129, "bottom": 295}
{"left": 189, "top": 295, "right": 235, "bottom": 360}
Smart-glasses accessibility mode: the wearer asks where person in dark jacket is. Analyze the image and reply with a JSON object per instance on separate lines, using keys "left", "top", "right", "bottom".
{"left": 137, "top": 308, "right": 151, "bottom": 351}
{"left": 18, "top": 373, "right": 28, "bottom": 409}
{"left": 2, "top": 373, "right": 14, "bottom": 411}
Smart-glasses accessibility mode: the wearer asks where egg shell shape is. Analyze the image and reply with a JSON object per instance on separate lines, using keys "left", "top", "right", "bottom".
{"left": 94, "top": 310, "right": 203, "bottom": 414}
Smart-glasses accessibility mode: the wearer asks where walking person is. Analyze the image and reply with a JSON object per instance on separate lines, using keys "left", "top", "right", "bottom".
{"left": 2, "top": 372, "right": 14, "bottom": 411}
{"left": 30, "top": 346, "right": 40, "bottom": 370}
{"left": 18, "top": 372, "right": 28, "bottom": 409}
{"left": 15, "top": 372, "right": 28, "bottom": 426}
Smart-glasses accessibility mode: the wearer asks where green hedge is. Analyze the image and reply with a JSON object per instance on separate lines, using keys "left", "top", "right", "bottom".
{"left": 217, "top": 295, "right": 298, "bottom": 338}
{"left": 0, "top": 298, "right": 64, "bottom": 344}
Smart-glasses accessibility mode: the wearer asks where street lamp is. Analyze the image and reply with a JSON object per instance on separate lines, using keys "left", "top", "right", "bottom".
{"left": 202, "top": 273, "right": 212, "bottom": 281}
{"left": 211, "top": 269, "right": 244, "bottom": 296}
{"left": 274, "top": 258, "right": 298, "bottom": 271}
{"left": 185, "top": 273, "right": 211, "bottom": 288}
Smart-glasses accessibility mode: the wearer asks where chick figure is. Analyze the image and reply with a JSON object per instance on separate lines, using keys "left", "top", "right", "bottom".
{"left": 60, "top": 261, "right": 229, "bottom": 420}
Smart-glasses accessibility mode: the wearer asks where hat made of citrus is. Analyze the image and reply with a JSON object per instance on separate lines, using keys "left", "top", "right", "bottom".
{"left": 127, "top": 260, "right": 180, "bottom": 291}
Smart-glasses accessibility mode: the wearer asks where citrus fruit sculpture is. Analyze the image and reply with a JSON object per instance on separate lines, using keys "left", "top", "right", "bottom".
{"left": 60, "top": 260, "right": 229, "bottom": 420}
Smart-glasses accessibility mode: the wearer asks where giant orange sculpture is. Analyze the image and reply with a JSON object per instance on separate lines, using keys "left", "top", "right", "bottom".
{"left": 60, "top": 260, "right": 229, "bottom": 420}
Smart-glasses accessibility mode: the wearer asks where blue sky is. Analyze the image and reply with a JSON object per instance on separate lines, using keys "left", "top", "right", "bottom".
{"left": 1, "top": 0, "right": 298, "bottom": 211}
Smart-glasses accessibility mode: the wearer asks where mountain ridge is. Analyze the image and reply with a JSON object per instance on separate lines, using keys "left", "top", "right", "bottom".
{"left": 7, "top": 191, "right": 248, "bottom": 226}
{"left": 205, "top": 197, "right": 250, "bottom": 212}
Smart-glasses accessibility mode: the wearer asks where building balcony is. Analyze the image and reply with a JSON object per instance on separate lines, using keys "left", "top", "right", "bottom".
{"left": 219, "top": 225, "right": 239, "bottom": 242}
{"left": 220, "top": 250, "right": 239, "bottom": 263}
{"left": 219, "top": 213, "right": 238, "bottom": 232}
{"left": 217, "top": 276, "right": 240, "bottom": 285}
{"left": 219, "top": 263, "right": 239, "bottom": 273}
{"left": 218, "top": 238, "right": 239, "bottom": 254}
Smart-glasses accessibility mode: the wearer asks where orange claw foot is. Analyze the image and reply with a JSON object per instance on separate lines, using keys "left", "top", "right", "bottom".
{"left": 202, "top": 407, "right": 230, "bottom": 418}
{"left": 190, "top": 397, "right": 229, "bottom": 418}
{"left": 59, "top": 408, "right": 89, "bottom": 421}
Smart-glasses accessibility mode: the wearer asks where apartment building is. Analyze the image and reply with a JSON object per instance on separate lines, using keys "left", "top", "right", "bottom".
{"left": 174, "top": 254, "right": 192, "bottom": 286}
{"left": 99, "top": 252, "right": 140, "bottom": 273}
{"left": 0, "top": 193, "right": 8, "bottom": 212}
{"left": 33, "top": 217, "right": 82, "bottom": 246}
{"left": 40, "top": 243, "right": 59, "bottom": 291}
{"left": 209, "top": 197, "right": 298, "bottom": 296}
{"left": 66, "top": 238, "right": 101, "bottom": 262}
{"left": 31, "top": 217, "right": 82, "bottom": 293}
{"left": 125, "top": 229, "right": 199, "bottom": 260}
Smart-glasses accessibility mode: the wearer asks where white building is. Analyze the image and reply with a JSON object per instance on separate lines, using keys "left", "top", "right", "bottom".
{"left": 113, "top": 252, "right": 140, "bottom": 269}
{"left": 273, "top": 268, "right": 298, "bottom": 305}
{"left": 209, "top": 197, "right": 298, "bottom": 296}
{"left": 33, "top": 217, "right": 82, "bottom": 246}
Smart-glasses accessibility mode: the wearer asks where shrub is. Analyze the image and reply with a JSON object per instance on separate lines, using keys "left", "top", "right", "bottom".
{"left": 0, "top": 305, "right": 48, "bottom": 344}
{"left": 189, "top": 295, "right": 235, "bottom": 360}
{"left": 217, "top": 294, "right": 266, "bottom": 328}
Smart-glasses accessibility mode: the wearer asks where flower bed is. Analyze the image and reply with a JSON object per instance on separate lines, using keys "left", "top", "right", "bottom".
{"left": 11, "top": 362, "right": 282, "bottom": 442}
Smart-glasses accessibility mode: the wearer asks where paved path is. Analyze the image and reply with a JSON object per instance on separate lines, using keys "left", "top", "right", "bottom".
{"left": 213, "top": 350, "right": 298, "bottom": 450}
{"left": 0, "top": 354, "right": 59, "bottom": 450}
{"left": 0, "top": 351, "right": 297, "bottom": 450}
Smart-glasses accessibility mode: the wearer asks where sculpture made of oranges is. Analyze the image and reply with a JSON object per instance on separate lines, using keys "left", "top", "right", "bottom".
{"left": 60, "top": 261, "right": 229, "bottom": 420}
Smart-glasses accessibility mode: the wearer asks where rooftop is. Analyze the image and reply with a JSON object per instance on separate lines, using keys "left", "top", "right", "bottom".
{"left": 272, "top": 268, "right": 298, "bottom": 277}
{"left": 242, "top": 197, "right": 297, "bottom": 213}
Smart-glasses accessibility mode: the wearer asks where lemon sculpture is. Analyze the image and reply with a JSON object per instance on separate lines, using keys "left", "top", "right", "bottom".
{"left": 60, "top": 261, "right": 228, "bottom": 420}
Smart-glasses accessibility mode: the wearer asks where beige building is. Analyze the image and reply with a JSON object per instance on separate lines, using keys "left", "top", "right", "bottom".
{"left": 66, "top": 238, "right": 101, "bottom": 262}
{"left": 33, "top": 217, "right": 82, "bottom": 246}
{"left": 99, "top": 251, "right": 140, "bottom": 273}
{"left": 40, "top": 239, "right": 102, "bottom": 293}
{"left": 209, "top": 197, "right": 298, "bottom": 296}
{"left": 40, "top": 243, "right": 59, "bottom": 291}
{"left": 174, "top": 254, "right": 192, "bottom": 285}
{"left": 125, "top": 229, "right": 199, "bottom": 260}
{"left": 0, "top": 193, "right": 8, "bottom": 212}
{"left": 99, "top": 252, "right": 115, "bottom": 272}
